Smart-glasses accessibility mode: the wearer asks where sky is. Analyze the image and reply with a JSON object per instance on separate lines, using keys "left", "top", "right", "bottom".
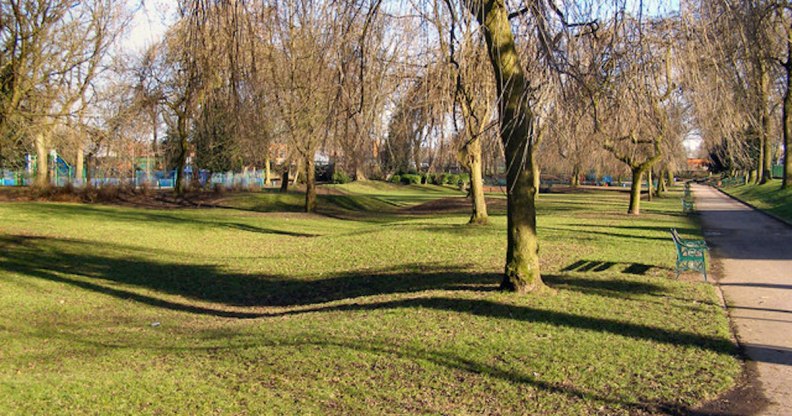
{"left": 123, "top": 0, "right": 174, "bottom": 53}
{"left": 123, "top": 0, "right": 681, "bottom": 54}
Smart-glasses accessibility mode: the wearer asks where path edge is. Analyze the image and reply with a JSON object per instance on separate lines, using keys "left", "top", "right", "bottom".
{"left": 711, "top": 185, "right": 792, "bottom": 228}
{"left": 689, "top": 184, "right": 771, "bottom": 415}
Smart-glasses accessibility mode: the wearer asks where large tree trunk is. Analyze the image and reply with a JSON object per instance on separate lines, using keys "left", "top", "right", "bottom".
{"left": 34, "top": 133, "right": 49, "bottom": 188}
{"left": 570, "top": 164, "right": 580, "bottom": 188}
{"left": 304, "top": 154, "right": 316, "bottom": 213}
{"left": 465, "top": 136, "right": 488, "bottom": 225}
{"left": 759, "top": 60, "right": 772, "bottom": 184}
{"left": 292, "top": 159, "right": 301, "bottom": 186}
{"left": 174, "top": 116, "right": 188, "bottom": 196}
{"left": 761, "top": 124, "right": 772, "bottom": 184}
{"left": 280, "top": 168, "right": 289, "bottom": 193}
{"left": 75, "top": 145, "right": 84, "bottom": 186}
{"left": 749, "top": 169, "right": 758, "bottom": 184}
{"left": 85, "top": 153, "right": 94, "bottom": 185}
{"left": 471, "top": 0, "right": 543, "bottom": 292}
{"left": 151, "top": 105, "right": 159, "bottom": 170}
{"left": 784, "top": 35, "right": 792, "bottom": 189}
{"left": 355, "top": 166, "right": 367, "bottom": 182}
{"left": 265, "top": 158, "right": 272, "bottom": 187}
{"left": 657, "top": 168, "right": 667, "bottom": 196}
{"left": 628, "top": 168, "right": 644, "bottom": 215}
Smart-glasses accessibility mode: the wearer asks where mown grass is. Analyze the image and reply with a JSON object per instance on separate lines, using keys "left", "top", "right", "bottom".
{"left": 721, "top": 179, "right": 792, "bottom": 223}
{"left": 214, "top": 183, "right": 464, "bottom": 220}
{"left": 0, "top": 182, "right": 739, "bottom": 415}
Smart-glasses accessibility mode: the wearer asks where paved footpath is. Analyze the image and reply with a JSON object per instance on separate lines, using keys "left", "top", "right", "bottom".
{"left": 693, "top": 184, "right": 792, "bottom": 415}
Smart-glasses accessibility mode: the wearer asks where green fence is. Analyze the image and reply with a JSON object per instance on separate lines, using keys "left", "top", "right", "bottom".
{"left": 772, "top": 164, "right": 783, "bottom": 179}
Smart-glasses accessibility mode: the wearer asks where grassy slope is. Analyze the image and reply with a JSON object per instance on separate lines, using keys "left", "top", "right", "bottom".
{"left": 721, "top": 179, "right": 792, "bottom": 223}
{"left": 0, "top": 183, "right": 739, "bottom": 415}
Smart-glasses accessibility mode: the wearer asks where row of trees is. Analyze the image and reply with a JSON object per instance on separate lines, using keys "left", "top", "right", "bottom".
{"left": 682, "top": 0, "right": 791, "bottom": 189}
{"left": 3, "top": 0, "right": 789, "bottom": 292}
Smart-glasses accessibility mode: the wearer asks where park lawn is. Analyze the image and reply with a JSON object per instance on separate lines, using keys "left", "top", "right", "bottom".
{"left": 0, "top": 183, "right": 739, "bottom": 415}
{"left": 216, "top": 182, "right": 463, "bottom": 217}
{"left": 721, "top": 179, "right": 792, "bottom": 223}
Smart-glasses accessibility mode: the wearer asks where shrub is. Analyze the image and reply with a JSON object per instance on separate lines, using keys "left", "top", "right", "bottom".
{"left": 400, "top": 174, "right": 422, "bottom": 184}
{"left": 138, "top": 181, "right": 153, "bottom": 196}
{"left": 332, "top": 171, "right": 351, "bottom": 184}
{"left": 390, "top": 174, "right": 401, "bottom": 184}
{"left": 80, "top": 184, "right": 98, "bottom": 203}
{"left": 61, "top": 182, "right": 75, "bottom": 195}
{"left": 96, "top": 184, "right": 120, "bottom": 201}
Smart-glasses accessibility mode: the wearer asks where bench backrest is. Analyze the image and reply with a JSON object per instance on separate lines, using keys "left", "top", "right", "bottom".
{"left": 670, "top": 229, "right": 685, "bottom": 255}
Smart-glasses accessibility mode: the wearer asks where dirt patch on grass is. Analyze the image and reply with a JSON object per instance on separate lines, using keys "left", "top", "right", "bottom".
{"left": 691, "top": 359, "right": 769, "bottom": 416}
{"left": 0, "top": 186, "right": 234, "bottom": 209}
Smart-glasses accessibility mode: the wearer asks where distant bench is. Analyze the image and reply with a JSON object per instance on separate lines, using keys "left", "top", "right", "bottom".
{"left": 670, "top": 228, "right": 708, "bottom": 281}
{"left": 682, "top": 198, "right": 694, "bottom": 214}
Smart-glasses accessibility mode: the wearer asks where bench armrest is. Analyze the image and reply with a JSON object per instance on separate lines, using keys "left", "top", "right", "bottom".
{"left": 678, "top": 239, "right": 707, "bottom": 249}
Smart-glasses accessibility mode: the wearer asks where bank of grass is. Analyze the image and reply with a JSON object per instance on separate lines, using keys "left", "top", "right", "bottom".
{"left": 0, "top": 183, "right": 739, "bottom": 415}
{"left": 721, "top": 179, "right": 792, "bottom": 223}
{"left": 220, "top": 182, "right": 462, "bottom": 214}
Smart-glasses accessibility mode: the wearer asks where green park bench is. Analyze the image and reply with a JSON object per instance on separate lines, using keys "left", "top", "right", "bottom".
{"left": 670, "top": 228, "right": 708, "bottom": 281}
{"left": 681, "top": 198, "right": 694, "bottom": 214}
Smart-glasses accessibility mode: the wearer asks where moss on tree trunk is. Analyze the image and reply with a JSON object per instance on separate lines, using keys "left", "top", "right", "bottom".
{"left": 465, "top": 136, "right": 489, "bottom": 225}
{"left": 628, "top": 168, "right": 644, "bottom": 215}
{"left": 470, "top": 0, "right": 543, "bottom": 292}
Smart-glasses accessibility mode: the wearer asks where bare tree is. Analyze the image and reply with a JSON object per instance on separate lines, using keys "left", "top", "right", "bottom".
{"left": 1, "top": 0, "right": 127, "bottom": 187}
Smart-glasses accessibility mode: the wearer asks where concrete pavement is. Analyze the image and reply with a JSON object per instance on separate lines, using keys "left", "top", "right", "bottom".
{"left": 693, "top": 184, "right": 792, "bottom": 416}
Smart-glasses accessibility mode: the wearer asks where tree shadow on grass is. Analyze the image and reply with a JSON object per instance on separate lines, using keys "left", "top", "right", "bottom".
{"left": 285, "top": 297, "right": 736, "bottom": 357}
{"left": 0, "top": 235, "right": 498, "bottom": 310}
{"left": 541, "top": 226, "right": 671, "bottom": 242}
{"left": 2, "top": 234, "right": 744, "bottom": 414}
{"left": 24, "top": 203, "right": 319, "bottom": 237}
{"left": 575, "top": 224, "right": 699, "bottom": 235}
{"left": 544, "top": 273, "right": 718, "bottom": 311}
{"left": 38, "top": 327, "right": 718, "bottom": 416}
{"left": 231, "top": 336, "right": 736, "bottom": 415}
{"left": 0, "top": 234, "right": 737, "bottom": 356}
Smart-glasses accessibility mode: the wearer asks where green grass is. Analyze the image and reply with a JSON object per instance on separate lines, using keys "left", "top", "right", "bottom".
{"left": 0, "top": 183, "right": 739, "bottom": 415}
{"left": 219, "top": 182, "right": 463, "bottom": 216}
{"left": 721, "top": 179, "right": 792, "bottom": 223}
